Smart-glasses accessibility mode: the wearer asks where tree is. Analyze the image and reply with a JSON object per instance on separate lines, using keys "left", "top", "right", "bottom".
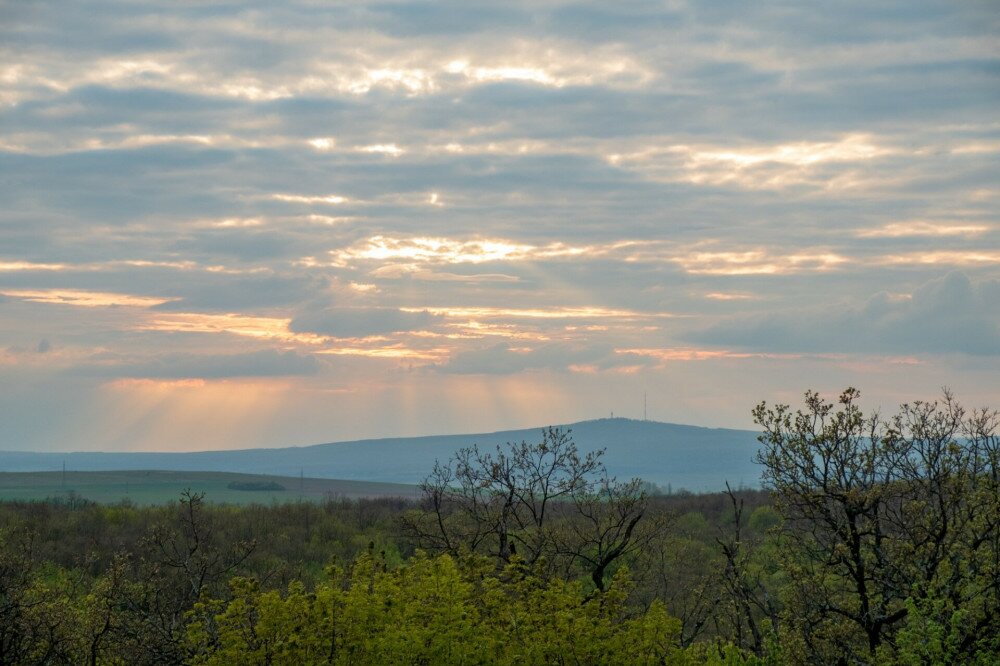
{"left": 119, "top": 489, "right": 257, "bottom": 663}
{"left": 753, "top": 388, "right": 999, "bottom": 664}
{"left": 713, "top": 483, "right": 781, "bottom": 658}
{"left": 186, "top": 549, "right": 686, "bottom": 666}
{"left": 148, "top": 490, "right": 256, "bottom": 601}
{"left": 0, "top": 528, "right": 64, "bottom": 664}
{"left": 400, "top": 427, "right": 667, "bottom": 591}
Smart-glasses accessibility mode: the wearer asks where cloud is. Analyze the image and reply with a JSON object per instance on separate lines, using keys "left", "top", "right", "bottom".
{"left": 72, "top": 349, "right": 319, "bottom": 379}
{"left": 691, "top": 272, "right": 1000, "bottom": 356}
{"left": 171, "top": 229, "right": 300, "bottom": 262}
{"left": 1, "top": 0, "right": 999, "bottom": 449}
{"left": 0, "top": 288, "right": 177, "bottom": 308}
{"left": 330, "top": 235, "right": 599, "bottom": 267}
{"left": 855, "top": 221, "right": 992, "bottom": 239}
{"left": 151, "top": 275, "right": 322, "bottom": 311}
{"left": 290, "top": 307, "right": 440, "bottom": 338}
{"left": 410, "top": 270, "right": 520, "bottom": 283}
{"left": 439, "top": 341, "right": 647, "bottom": 375}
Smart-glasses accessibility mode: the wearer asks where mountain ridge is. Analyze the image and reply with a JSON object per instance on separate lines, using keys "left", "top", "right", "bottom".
{"left": 0, "top": 418, "right": 763, "bottom": 492}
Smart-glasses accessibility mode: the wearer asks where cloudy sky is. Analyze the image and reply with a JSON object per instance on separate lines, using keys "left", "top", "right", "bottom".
{"left": 2, "top": 0, "right": 998, "bottom": 452}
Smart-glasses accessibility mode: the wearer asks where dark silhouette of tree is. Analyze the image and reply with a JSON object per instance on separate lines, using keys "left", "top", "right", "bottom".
{"left": 401, "top": 427, "right": 667, "bottom": 591}
{"left": 714, "top": 483, "right": 780, "bottom": 657}
{"left": 121, "top": 489, "right": 257, "bottom": 663}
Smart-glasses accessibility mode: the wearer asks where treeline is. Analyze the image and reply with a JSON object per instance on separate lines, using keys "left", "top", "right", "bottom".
{"left": 0, "top": 389, "right": 997, "bottom": 664}
{"left": 0, "top": 490, "right": 769, "bottom": 665}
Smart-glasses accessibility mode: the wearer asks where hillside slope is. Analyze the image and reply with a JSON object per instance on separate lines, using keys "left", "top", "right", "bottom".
{"left": 0, "top": 419, "right": 762, "bottom": 492}
{"left": 0, "top": 470, "right": 420, "bottom": 505}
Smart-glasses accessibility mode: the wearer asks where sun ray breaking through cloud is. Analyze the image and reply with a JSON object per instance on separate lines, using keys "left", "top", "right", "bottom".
{"left": 0, "top": 0, "right": 997, "bottom": 451}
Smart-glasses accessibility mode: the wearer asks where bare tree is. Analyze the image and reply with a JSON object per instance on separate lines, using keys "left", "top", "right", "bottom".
{"left": 119, "top": 490, "right": 257, "bottom": 663}
{"left": 149, "top": 490, "right": 256, "bottom": 600}
{"left": 401, "top": 427, "right": 666, "bottom": 590}
{"left": 714, "top": 483, "right": 780, "bottom": 657}
{"left": 554, "top": 476, "right": 667, "bottom": 592}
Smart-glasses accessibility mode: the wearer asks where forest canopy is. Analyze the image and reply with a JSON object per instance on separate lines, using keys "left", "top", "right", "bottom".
{"left": 0, "top": 389, "right": 996, "bottom": 665}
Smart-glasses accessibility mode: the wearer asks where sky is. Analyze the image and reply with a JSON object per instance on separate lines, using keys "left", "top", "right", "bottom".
{"left": 1, "top": 0, "right": 999, "bottom": 452}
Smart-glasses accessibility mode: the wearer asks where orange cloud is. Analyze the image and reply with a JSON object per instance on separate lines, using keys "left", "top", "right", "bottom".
{"left": 673, "top": 250, "right": 849, "bottom": 276}
{"left": 704, "top": 292, "right": 759, "bottom": 301}
{"left": 880, "top": 250, "right": 1000, "bottom": 265}
{"left": 330, "top": 235, "right": 609, "bottom": 267}
{"left": 618, "top": 347, "right": 805, "bottom": 362}
{"left": 0, "top": 261, "right": 68, "bottom": 271}
{"left": 2, "top": 288, "right": 178, "bottom": 308}
{"left": 316, "top": 345, "right": 449, "bottom": 362}
{"left": 408, "top": 306, "right": 667, "bottom": 320}
{"left": 856, "top": 221, "right": 991, "bottom": 238}
{"left": 137, "top": 312, "right": 326, "bottom": 344}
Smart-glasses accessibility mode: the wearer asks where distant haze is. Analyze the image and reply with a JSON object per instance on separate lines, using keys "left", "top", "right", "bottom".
{"left": 0, "top": 419, "right": 762, "bottom": 493}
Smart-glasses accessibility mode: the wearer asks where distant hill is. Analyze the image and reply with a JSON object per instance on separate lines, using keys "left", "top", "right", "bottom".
{"left": 0, "top": 470, "right": 420, "bottom": 505}
{"left": 0, "top": 419, "right": 763, "bottom": 492}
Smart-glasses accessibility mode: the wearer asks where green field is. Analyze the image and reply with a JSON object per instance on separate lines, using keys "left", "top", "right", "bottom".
{"left": 0, "top": 470, "right": 421, "bottom": 505}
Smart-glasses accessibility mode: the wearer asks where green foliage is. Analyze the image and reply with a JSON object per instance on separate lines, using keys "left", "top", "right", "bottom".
{"left": 747, "top": 506, "right": 779, "bottom": 533}
{"left": 754, "top": 388, "right": 1000, "bottom": 664}
{"left": 1, "top": 386, "right": 995, "bottom": 665}
{"left": 185, "top": 550, "right": 686, "bottom": 665}
{"left": 681, "top": 640, "right": 783, "bottom": 666}
{"left": 887, "top": 596, "right": 1000, "bottom": 666}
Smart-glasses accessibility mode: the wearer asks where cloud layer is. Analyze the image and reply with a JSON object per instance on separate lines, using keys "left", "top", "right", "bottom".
{"left": 1, "top": 0, "right": 998, "bottom": 450}
{"left": 694, "top": 272, "right": 1000, "bottom": 356}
